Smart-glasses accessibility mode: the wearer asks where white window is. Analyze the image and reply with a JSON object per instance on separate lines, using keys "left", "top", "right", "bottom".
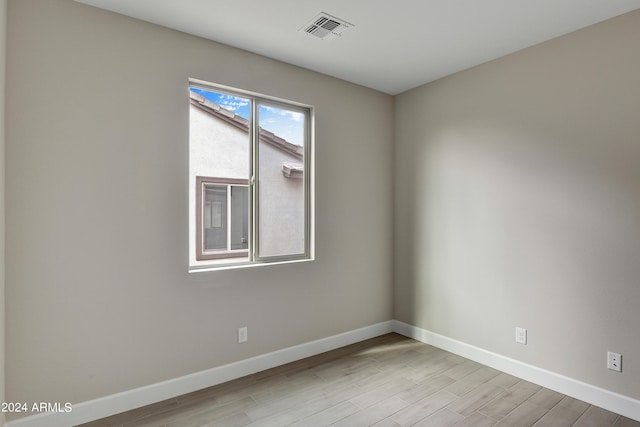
{"left": 196, "top": 177, "right": 249, "bottom": 260}
{"left": 189, "top": 79, "right": 313, "bottom": 270}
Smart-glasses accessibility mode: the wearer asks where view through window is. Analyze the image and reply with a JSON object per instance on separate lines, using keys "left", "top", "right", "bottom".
{"left": 189, "top": 81, "right": 312, "bottom": 269}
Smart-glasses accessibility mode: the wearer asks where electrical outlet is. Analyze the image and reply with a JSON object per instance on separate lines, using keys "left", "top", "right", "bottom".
{"left": 515, "top": 327, "right": 527, "bottom": 345}
{"left": 607, "top": 352, "right": 622, "bottom": 372}
{"left": 238, "top": 326, "right": 248, "bottom": 344}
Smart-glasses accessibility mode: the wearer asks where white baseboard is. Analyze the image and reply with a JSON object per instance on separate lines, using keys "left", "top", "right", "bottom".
{"left": 7, "top": 320, "right": 639, "bottom": 426}
{"left": 6, "top": 321, "right": 394, "bottom": 427}
{"left": 392, "top": 320, "right": 640, "bottom": 422}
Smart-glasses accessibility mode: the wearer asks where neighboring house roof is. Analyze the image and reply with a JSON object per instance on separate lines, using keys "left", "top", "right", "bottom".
{"left": 190, "top": 91, "right": 304, "bottom": 160}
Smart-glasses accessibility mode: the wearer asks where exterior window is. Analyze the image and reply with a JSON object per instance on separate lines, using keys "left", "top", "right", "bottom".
{"left": 189, "top": 79, "right": 313, "bottom": 269}
{"left": 196, "top": 177, "right": 249, "bottom": 260}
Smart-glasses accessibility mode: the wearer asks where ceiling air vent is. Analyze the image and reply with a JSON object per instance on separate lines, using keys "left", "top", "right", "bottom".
{"left": 300, "top": 13, "right": 353, "bottom": 40}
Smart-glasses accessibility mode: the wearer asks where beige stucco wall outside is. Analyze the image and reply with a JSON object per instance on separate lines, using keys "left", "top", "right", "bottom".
{"left": 256, "top": 137, "right": 305, "bottom": 257}
{"left": 189, "top": 106, "right": 250, "bottom": 181}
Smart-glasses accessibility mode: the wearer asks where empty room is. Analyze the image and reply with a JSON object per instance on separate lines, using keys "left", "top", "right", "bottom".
{"left": 2, "top": 0, "right": 640, "bottom": 426}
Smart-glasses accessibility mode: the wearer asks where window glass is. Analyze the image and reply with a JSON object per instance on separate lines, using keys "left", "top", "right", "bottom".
{"left": 189, "top": 80, "right": 312, "bottom": 269}
{"left": 257, "top": 103, "right": 306, "bottom": 258}
{"left": 230, "top": 186, "right": 249, "bottom": 250}
{"left": 204, "top": 185, "right": 227, "bottom": 251}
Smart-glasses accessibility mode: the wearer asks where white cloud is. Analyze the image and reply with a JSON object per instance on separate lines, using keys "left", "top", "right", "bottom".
{"left": 217, "top": 94, "right": 250, "bottom": 112}
{"left": 261, "top": 105, "right": 304, "bottom": 122}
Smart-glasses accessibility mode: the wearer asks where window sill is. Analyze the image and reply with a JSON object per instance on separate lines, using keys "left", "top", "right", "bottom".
{"left": 188, "top": 256, "right": 314, "bottom": 273}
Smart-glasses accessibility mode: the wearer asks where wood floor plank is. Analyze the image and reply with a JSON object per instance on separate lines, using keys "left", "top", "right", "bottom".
{"left": 445, "top": 367, "right": 502, "bottom": 397}
{"left": 371, "top": 418, "right": 403, "bottom": 427}
{"left": 555, "top": 395, "right": 590, "bottom": 415}
{"left": 478, "top": 379, "right": 541, "bottom": 420}
{"left": 493, "top": 401, "right": 548, "bottom": 426}
{"left": 532, "top": 402, "right": 587, "bottom": 427}
{"left": 413, "top": 408, "right": 465, "bottom": 427}
{"left": 446, "top": 382, "right": 505, "bottom": 416}
{"left": 573, "top": 406, "right": 620, "bottom": 427}
{"left": 614, "top": 416, "right": 640, "bottom": 427}
{"left": 489, "top": 373, "right": 521, "bottom": 389}
{"left": 349, "top": 376, "right": 415, "bottom": 409}
{"left": 245, "top": 382, "right": 361, "bottom": 423}
{"left": 395, "top": 374, "right": 456, "bottom": 404}
{"left": 199, "top": 411, "right": 252, "bottom": 427}
{"left": 249, "top": 371, "right": 324, "bottom": 403}
{"left": 128, "top": 396, "right": 256, "bottom": 427}
{"left": 79, "top": 398, "right": 180, "bottom": 427}
{"left": 452, "top": 412, "right": 497, "bottom": 427}
{"left": 331, "top": 395, "right": 409, "bottom": 427}
{"left": 391, "top": 389, "right": 459, "bottom": 426}
{"left": 441, "top": 359, "right": 484, "bottom": 380}
{"left": 287, "top": 401, "right": 360, "bottom": 427}
{"left": 410, "top": 354, "right": 461, "bottom": 377}
{"left": 527, "top": 388, "right": 565, "bottom": 410}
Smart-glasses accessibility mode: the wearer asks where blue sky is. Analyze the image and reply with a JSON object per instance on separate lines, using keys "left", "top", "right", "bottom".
{"left": 191, "top": 88, "right": 305, "bottom": 146}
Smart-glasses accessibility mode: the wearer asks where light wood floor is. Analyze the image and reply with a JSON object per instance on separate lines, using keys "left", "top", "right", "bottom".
{"left": 78, "top": 333, "right": 639, "bottom": 427}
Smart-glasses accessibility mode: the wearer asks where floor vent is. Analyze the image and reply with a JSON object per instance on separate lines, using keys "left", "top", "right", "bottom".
{"left": 300, "top": 12, "right": 353, "bottom": 40}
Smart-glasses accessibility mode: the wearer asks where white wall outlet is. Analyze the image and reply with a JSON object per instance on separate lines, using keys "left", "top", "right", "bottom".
{"left": 515, "top": 327, "right": 527, "bottom": 345}
{"left": 607, "top": 352, "right": 622, "bottom": 372}
{"left": 238, "top": 326, "right": 248, "bottom": 344}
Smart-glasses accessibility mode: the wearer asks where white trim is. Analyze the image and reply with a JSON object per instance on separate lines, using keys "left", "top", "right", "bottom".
{"left": 8, "top": 320, "right": 639, "bottom": 426}
{"left": 392, "top": 320, "right": 640, "bottom": 422}
{"left": 6, "top": 321, "right": 393, "bottom": 427}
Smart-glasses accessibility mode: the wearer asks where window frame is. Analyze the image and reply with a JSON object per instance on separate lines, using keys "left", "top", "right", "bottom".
{"left": 189, "top": 79, "right": 314, "bottom": 271}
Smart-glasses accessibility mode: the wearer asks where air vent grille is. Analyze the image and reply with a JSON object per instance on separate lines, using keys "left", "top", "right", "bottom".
{"left": 300, "top": 13, "right": 353, "bottom": 40}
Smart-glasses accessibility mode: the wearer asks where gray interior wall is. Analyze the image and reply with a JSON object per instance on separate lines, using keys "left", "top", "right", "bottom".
{"left": 1, "top": 0, "right": 6, "bottom": 423}
{"left": 5, "top": 0, "right": 394, "bottom": 417}
{"left": 394, "top": 10, "right": 640, "bottom": 400}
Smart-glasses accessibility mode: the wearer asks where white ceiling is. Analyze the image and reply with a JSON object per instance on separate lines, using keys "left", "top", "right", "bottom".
{"left": 74, "top": 0, "right": 640, "bottom": 95}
